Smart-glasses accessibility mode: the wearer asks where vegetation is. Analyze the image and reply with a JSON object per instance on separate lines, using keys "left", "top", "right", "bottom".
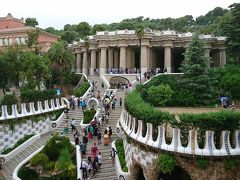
{"left": 156, "top": 154, "right": 176, "bottom": 174}
{"left": 196, "top": 158, "right": 208, "bottom": 169}
{"left": 115, "top": 139, "right": 128, "bottom": 172}
{"left": 74, "top": 81, "right": 90, "bottom": 97}
{"left": 224, "top": 158, "right": 240, "bottom": 170}
{"left": 0, "top": 94, "right": 18, "bottom": 108}
{"left": 83, "top": 109, "right": 96, "bottom": 124}
{"left": 20, "top": 89, "right": 57, "bottom": 103}
{"left": 1, "top": 134, "right": 34, "bottom": 154}
{"left": 18, "top": 135, "right": 76, "bottom": 179}
{"left": 18, "top": 166, "right": 39, "bottom": 180}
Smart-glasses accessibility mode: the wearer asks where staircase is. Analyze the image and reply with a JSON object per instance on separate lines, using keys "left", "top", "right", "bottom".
{"left": 1, "top": 132, "right": 51, "bottom": 180}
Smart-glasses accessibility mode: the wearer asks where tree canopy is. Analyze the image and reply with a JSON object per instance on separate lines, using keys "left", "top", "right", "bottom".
{"left": 25, "top": 17, "right": 39, "bottom": 27}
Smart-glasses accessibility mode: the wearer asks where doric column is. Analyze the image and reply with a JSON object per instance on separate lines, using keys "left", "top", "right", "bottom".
{"left": 100, "top": 47, "right": 107, "bottom": 75}
{"left": 90, "top": 49, "right": 96, "bottom": 75}
{"left": 130, "top": 49, "right": 135, "bottom": 68}
{"left": 126, "top": 47, "right": 131, "bottom": 68}
{"left": 108, "top": 48, "right": 114, "bottom": 69}
{"left": 164, "top": 46, "right": 172, "bottom": 73}
{"left": 120, "top": 46, "right": 127, "bottom": 69}
{"left": 148, "top": 47, "right": 152, "bottom": 68}
{"left": 114, "top": 50, "right": 119, "bottom": 68}
{"left": 220, "top": 49, "right": 226, "bottom": 67}
{"left": 76, "top": 53, "right": 81, "bottom": 73}
{"left": 82, "top": 50, "right": 88, "bottom": 74}
{"left": 141, "top": 45, "right": 148, "bottom": 74}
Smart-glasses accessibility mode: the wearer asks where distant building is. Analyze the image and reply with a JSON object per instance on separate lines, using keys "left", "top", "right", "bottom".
{"left": 0, "top": 13, "right": 59, "bottom": 52}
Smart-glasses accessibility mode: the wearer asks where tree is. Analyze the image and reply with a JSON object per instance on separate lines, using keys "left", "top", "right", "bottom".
{"left": 25, "top": 17, "right": 39, "bottom": 27}
{"left": 221, "top": 3, "right": 240, "bottom": 64}
{"left": 135, "top": 28, "right": 144, "bottom": 84}
{"left": 180, "top": 34, "right": 218, "bottom": 105}
{"left": 75, "top": 22, "right": 91, "bottom": 39}
{"left": 26, "top": 29, "right": 40, "bottom": 54}
{"left": 92, "top": 24, "right": 107, "bottom": 34}
{"left": 61, "top": 30, "right": 78, "bottom": 43}
{"left": 47, "top": 41, "right": 74, "bottom": 94}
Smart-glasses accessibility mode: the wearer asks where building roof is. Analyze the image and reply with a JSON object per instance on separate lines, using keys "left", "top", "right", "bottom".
{"left": 0, "top": 13, "right": 24, "bottom": 24}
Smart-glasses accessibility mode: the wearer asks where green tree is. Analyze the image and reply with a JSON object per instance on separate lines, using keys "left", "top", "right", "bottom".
{"left": 180, "top": 34, "right": 218, "bottom": 105}
{"left": 147, "top": 84, "right": 173, "bottom": 106}
{"left": 75, "top": 22, "right": 91, "bottom": 39}
{"left": 92, "top": 24, "right": 107, "bottom": 34}
{"left": 26, "top": 29, "right": 40, "bottom": 54}
{"left": 45, "top": 27, "right": 63, "bottom": 36}
{"left": 25, "top": 17, "right": 39, "bottom": 27}
{"left": 61, "top": 30, "right": 78, "bottom": 43}
{"left": 47, "top": 41, "right": 74, "bottom": 94}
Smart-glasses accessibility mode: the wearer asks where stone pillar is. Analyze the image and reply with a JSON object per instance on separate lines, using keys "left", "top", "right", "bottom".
{"left": 204, "top": 48, "right": 211, "bottom": 58}
{"left": 82, "top": 51, "right": 88, "bottom": 74}
{"left": 114, "top": 50, "right": 119, "bottom": 68}
{"left": 130, "top": 49, "right": 135, "bottom": 68}
{"left": 76, "top": 53, "right": 81, "bottom": 73}
{"left": 220, "top": 49, "right": 226, "bottom": 67}
{"left": 148, "top": 47, "right": 152, "bottom": 68}
{"left": 90, "top": 50, "right": 96, "bottom": 75}
{"left": 120, "top": 46, "right": 127, "bottom": 69}
{"left": 100, "top": 47, "right": 107, "bottom": 75}
{"left": 164, "top": 46, "right": 172, "bottom": 73}
{"left": 126, "top": 47, "right": 131, "bottom": 68}
{"left": 141, "top": 45, "right": 148, "bottom": 74}
{"left": 108, "top": 48, "right": 114, "bottom": 69}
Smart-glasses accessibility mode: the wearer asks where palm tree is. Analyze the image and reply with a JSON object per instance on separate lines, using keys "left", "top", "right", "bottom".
{"left": 47, "top": 41, "right": 74, "bottom": 95}
{"left": 135, "top": 28, "right": 144, "bottom": 84}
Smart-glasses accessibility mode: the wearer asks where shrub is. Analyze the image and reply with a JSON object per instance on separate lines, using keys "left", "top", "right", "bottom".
{"left": 20, "top": 89, "right": 57, "bottom": 103}
{"left": 147, "top": 84, "right": 173, "bottom": 106}
{"left": 55, "top": 148, "right": 72, "bottom": 171}
{"left": 156, "top": 154, "right": 176, "bottom": 174}
{"left": 18, "top": 166, "right": 39, "bottom": 180}
{"left": 2, "top": 134, "right": 34, "bottom": 154}
{"left": 196, "top": 158, "right": 208, "bottom": 169}
{"left": 115, "top": 139, "right": 128, "bottom": 172}
{"left": 1, "top": 93, "right": 18, "bottom": 108}
{"left": 74, "top": 81, "right": 90, "bottom": 97}
{"left": 224, "top": 158, "right": 240, "bottom": 170}
{"left": 30, "top": 153, "right": 49, "bottom": 167}
{"left": 83, "top": 109, "right": 96, "bottom": 124}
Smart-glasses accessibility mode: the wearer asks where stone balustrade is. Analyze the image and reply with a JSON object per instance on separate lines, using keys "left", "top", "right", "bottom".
{"left": 120, "top": 109, "right": 240, "bottom": 156}
{"left": 0, "top": 98, "right": 67, "bottom": 121}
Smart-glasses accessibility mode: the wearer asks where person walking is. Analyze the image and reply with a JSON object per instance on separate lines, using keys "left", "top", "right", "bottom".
{"left": 97, "top": 152, "right": 103, "bottom": 168}
{"left": 80, "top": 159, "right": 88, "bottom": 179}
{"left": 71, "top": 118, "right": 76, "bottom": 132}
{"left": 97, "top": 129, "right": 102, "bottom": 145}
{"left": 110, "top": 148, "right": 117, "bottom": 165}
{"left": 91, "top": 143, "right": 99, "bottom": 159}
{"left": 119, "top": 97, "right": 122, "bottom": 107}
{"left": 108, "top": 127, "right": 112, "bottom": 140}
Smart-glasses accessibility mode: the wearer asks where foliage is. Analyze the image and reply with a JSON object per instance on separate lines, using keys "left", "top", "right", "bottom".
{"left": 18, "top": 166, "right": 39, "bottom": 180}
{"left": 55, "top": 148, "right": 72, "bottom": 171}
{"left": 147, "top": 84, "right": 173, "bottom": 106}
{"left": 83, "top": 109, "right": 96, "bottom": 124}
{"left": 26, "top": 29, "right": 41, "bottom": 54}
{"left": 1, "top": 134, "right": 34, "bottom": 154}
{"left": 224, "top": 158, "right": 240, "bottom": 170}
{"left": 1, "top": 94, "right": 18, "bottom": 107}
{"left": 74, "top": 81, "right": 90, "bottom": 97}
{"left": 25, "top": 17, "right": 39, "bottom": 27}
{"left": 180, "top": 34, "right": 218, "bottom": 105}
{"left": 42, "top": 135, "right": 73, "bottom": 161}
{"left": 196, "top": 158, "right": 208, "bottom": 169}
{"left": 156, "top": 154, "right": 176, "bottom": 174}
{"left": 115, "top": 139, "right": 128, "bottom": 172}
{"left": 30, "top": 153, "right": 49, "bottom": 167}
{"left": 125, "top": 91, "right": 176, "bottom": 126}
{"left": 20, "top": 89, "right": 57, "bottom": 103}
{"left": 63, "top": 72, "right": 80, "bottom": 86}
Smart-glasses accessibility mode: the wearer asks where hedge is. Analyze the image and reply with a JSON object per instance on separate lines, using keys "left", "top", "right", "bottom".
{"left": 115, "top": 139, "right": 128, "bottom": 172}
{"left": 83, "top": 109, "right": 96, "bottom": 124}
{"left": 74, "top": 81, "right": 90, "bottom": 97}
{"left": 125, "top": 91, "right": 176, "bottom": 126}
{"left": 1, "top": 94, "right": 18, "bottom": 108}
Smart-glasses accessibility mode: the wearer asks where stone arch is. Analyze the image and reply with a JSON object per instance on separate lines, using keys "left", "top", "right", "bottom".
{"left": 130, "top": 160, "right": 147, "bottom": 180}
{"left": 157, "top": 166, "right": 191, "bottom": 180}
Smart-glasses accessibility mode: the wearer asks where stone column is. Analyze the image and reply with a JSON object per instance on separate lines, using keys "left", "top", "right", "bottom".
{"left": 126, "top": 47, "right": 131, "bottom": 68}
{"left": 164, "top": 46, "right": 172, "bottom": 73}
{"left": 114, "top": 50, "right": 119, "bottom": 68}
{"left": 120, "top": 46, "right": 127, "bottom": 69}
{"left": 148, "top": 47, "right": 152, "bottom": 68}
{"left": 82, "top": 50, "right": 88, "bottom": 74}
{"left": 90, "top": 50, "right": 96, "bottom": 75}
{"left": 100, "top": 47, "right": 107, "bottom": 75}
{"left": 141, "top": 45, "right": 148, "bottom": 74}
{"left": 108, "top": 48, "right": 114, "bottom": 69}
{"left": 220, "top": 49, "right": 226, "bottom": 67}
{"left": 204, "top": 48, "right": 211, "bottom": 58}
{"left": 130, "top": 49, "right": 135, "bottom": 68}
{"left": 76, "top": 53, "right": 81, "bottom": 73}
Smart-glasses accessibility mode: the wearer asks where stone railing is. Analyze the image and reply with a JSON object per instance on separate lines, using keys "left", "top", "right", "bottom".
{"left": 120, "top": 109, "right": 240, "bottom": 156}
{"left": 0, "top": 97, "right": 67, "bottom": 121}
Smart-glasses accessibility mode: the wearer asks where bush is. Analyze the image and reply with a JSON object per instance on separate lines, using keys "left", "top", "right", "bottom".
{"left": 147, "top": 84, "right": 173, "bottom": 106}
{"left": 156, "top": 154, "right": 176, "bottom": 174}
{"left": 125, "top": 91, "right": 176, "bottom": 126}
{"left": 55, "top": 148, "right": 72, "bottom": 171}
{"left": 115, "top": 139, "right": 128, "bottom": 172}
{"left": 18, "top": 166, "right": 39, "bottom": 180}
{"left": 2, "top": 134, "right": 34, "bottom": 154}
{"left": 196, "top": 158, "right": 208, "bottom": 169}
{"left": 224, "top": 158, "right": 240, "bottom": 170}
{"left": 83, "top": 109, "right": 96, "bottom": 124}
{"left": 63, "top": 71, "right": 80, "bottom": 86}
{"left": 74, "top": 81, "right": 90, "bottom": 97}
{"left": 20, "top": 89, "right": 57, "bottom": 103}
{"left": 1, "top": 93, "right": 18, "bottom": 108}
{"left": 30, "top": 153, "right": 49, "bottom": 167}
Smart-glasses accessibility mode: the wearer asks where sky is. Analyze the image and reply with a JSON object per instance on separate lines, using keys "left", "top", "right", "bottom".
{"left": 0, "top": 0, "right": 238, "bottom": 29}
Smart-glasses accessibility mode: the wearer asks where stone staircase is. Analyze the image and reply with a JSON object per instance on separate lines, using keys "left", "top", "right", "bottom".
{"left": 1, "top": 132, "right": 51, "bottom": 180}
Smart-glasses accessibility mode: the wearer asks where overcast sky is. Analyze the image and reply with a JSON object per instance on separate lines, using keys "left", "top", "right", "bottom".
{"left": 1, "top": 0, "right": 238, "bottom": 29}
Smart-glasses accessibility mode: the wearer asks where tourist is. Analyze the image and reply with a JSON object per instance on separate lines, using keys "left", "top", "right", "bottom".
{"left": 63, "top": 120, "right": 68, "bottom": 135}
{"left": 92, "top": 159, "right": 98, "bottom": 177}
{"left": 91, "top": 143, "right": 99, "bottom": 159}
{"left": 71, "top": 118, "right": 76, "bottom": 132}
{"left": 231, "top": 101, "right": 236, "bottom": 111}
{"left": 97, "top": 152, "right": 103, "bottom": 168}
{"left": 108, "top": 127, "right": 112, "bottom": 140}
{"left": 87, "top": 156, "right": 93, "bottom": 174}
{"left": 119, "top": 97, "right": 122, "bottom": 107}
{"left": 81, "top": 143, "right": 87, "bottom": 157}
{"left": 110, "top": 148, "right": 117, "bottom": 165}
{"left": 102, "top": 82, "right": 104, "bottom": 88}
{"left": 97, "top": 129, "right": 102, "bottom": 145}
{"left": 80, "top": 159, "right": 88, "bottom": 179}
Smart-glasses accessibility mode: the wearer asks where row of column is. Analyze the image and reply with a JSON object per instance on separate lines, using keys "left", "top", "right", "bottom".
{"left": 74, "top": 46, "right": 226, "bottom": 75}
